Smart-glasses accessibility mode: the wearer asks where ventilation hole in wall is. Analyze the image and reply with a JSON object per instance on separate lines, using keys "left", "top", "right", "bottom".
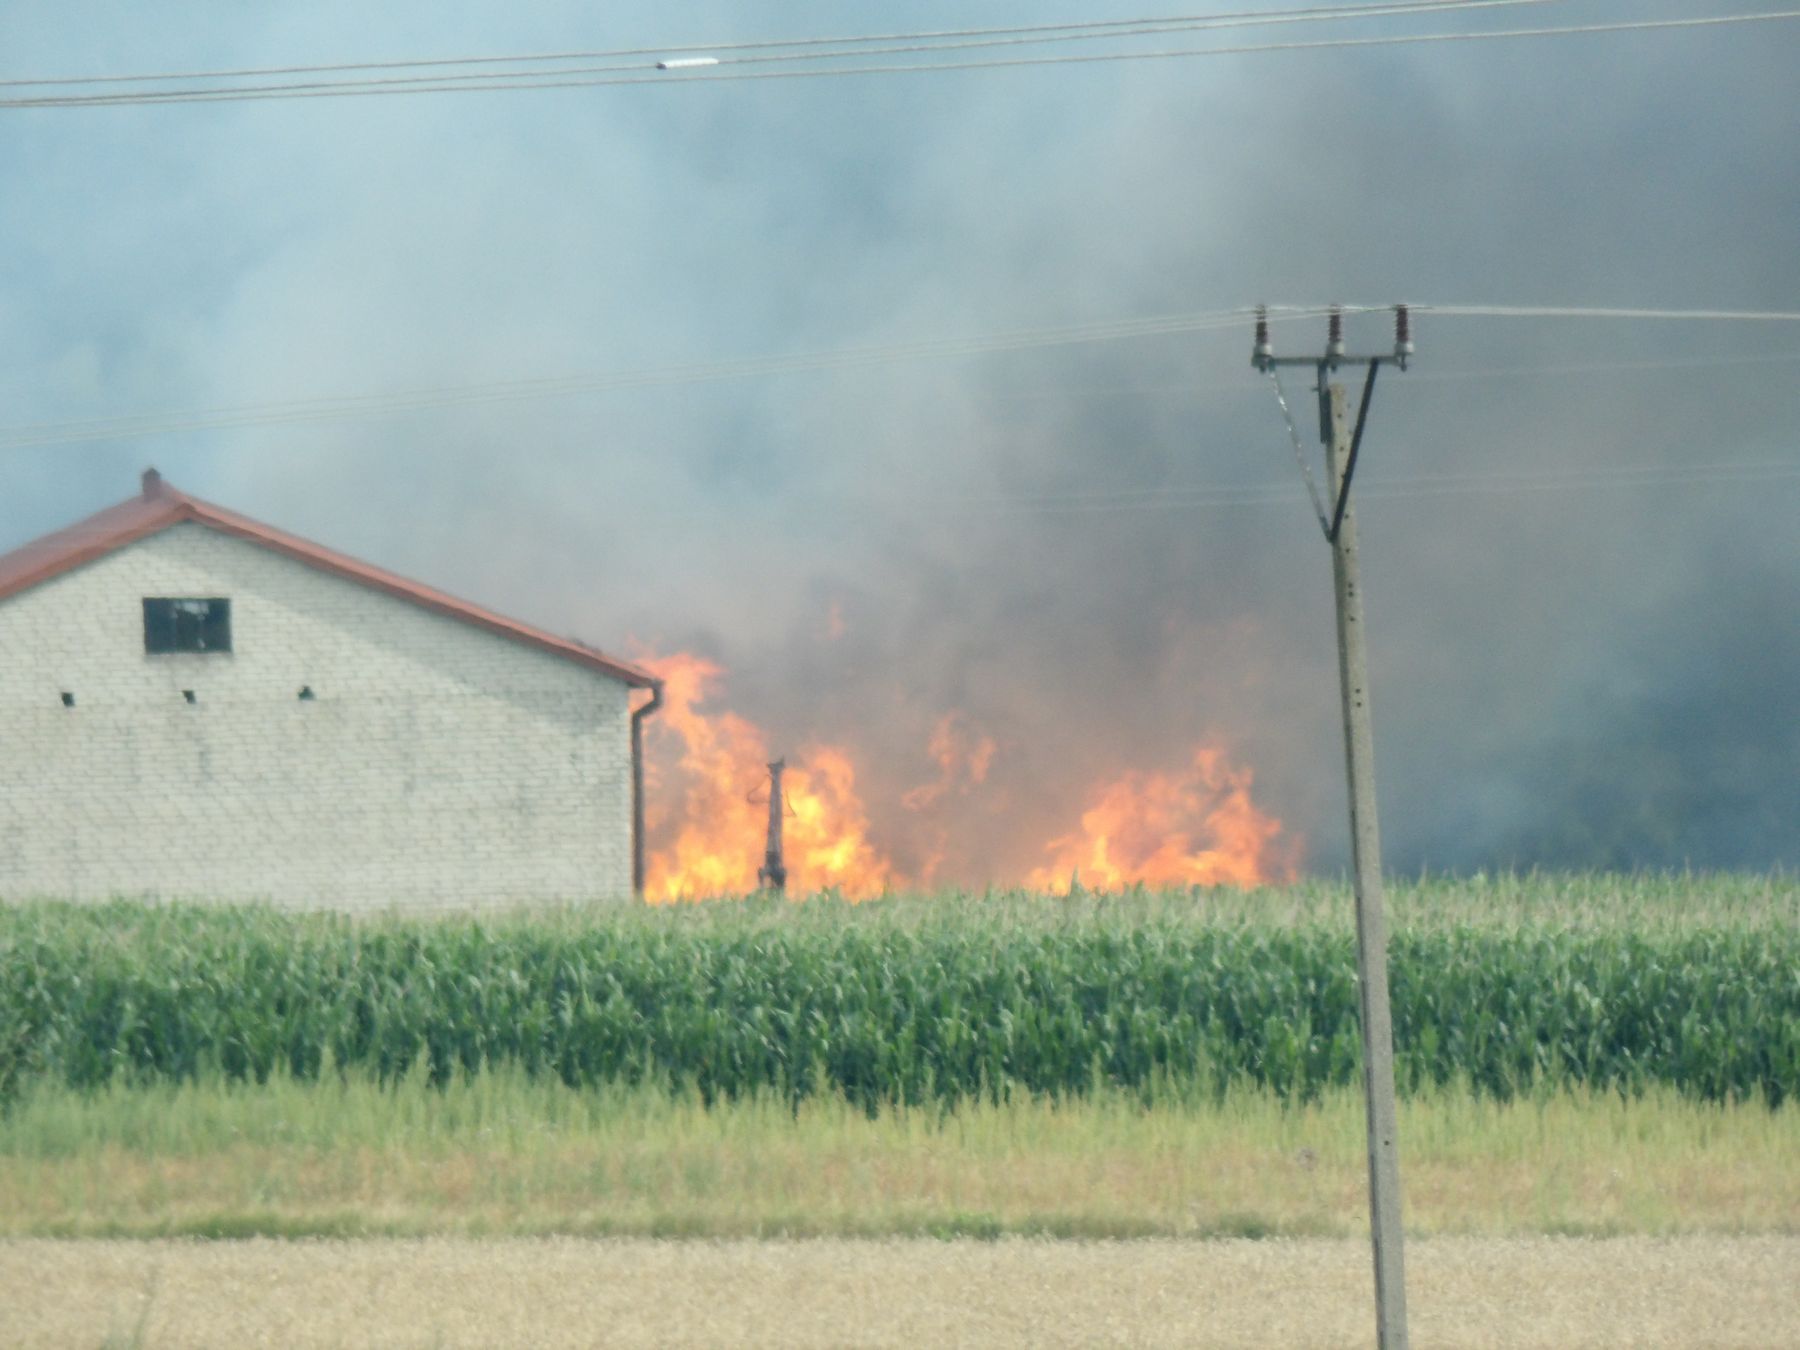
{"left": 182, "top": 689, "right": 197, "bottom": 705}
{"left": 298, "top": 686, "right": 315, "bottom": 701}
{"left": 60, "top": 691, "right": 75, "bottom": 708}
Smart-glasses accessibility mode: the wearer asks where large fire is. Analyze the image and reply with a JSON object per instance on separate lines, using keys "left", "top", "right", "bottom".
{"left": 639, "top": 652, "right": 894, "bottom": 900}
{"left": 636, "top": 649, "right": 1298, "bottom": 900}
{"left": 1022, "top": 748, "right": 1299, "bottom": 892}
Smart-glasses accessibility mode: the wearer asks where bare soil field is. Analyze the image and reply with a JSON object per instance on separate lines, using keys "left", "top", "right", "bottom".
{"left": 4, "top": 1235, "right": 1796, "bottom": 1349}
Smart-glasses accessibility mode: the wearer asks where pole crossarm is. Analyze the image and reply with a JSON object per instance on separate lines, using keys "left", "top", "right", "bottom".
{"left": 1255, "top": 353, "right": 1394, "bottom": 368}
{"left": 1251, "top": 303, "right": 1412, "bottom": 544}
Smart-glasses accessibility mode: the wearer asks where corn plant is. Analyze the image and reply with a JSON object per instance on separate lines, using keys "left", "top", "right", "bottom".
{"left": 1, "top": 881, "right": 1795, "bottom": 1110}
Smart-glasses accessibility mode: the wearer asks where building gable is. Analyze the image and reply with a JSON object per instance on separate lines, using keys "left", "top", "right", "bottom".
{"left": 0, "top": 470, "right": 656, "bottom": 691}
{"left": 0, "top": 478, "right": 650, "bottom": 907}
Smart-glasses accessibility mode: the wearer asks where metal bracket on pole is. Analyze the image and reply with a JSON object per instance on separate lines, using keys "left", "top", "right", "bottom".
{"left": 1252, "top": 305, "right": 1408, "bottom": 548}
{"left": 1328, "top": 361, "right": 1380, "bottom": 544}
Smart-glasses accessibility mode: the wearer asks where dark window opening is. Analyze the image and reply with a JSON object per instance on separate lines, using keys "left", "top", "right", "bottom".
{"left": 182, "top": 689, "right": 197, "bottom": 705}
{"left": 144, "top": 597, "right": 231, "bottom": 654}
{"left": 60, "top": 691, "right": 75, "bottom": 708}
{"left": 298, "top": 686, "right": 315, "bottom": 701}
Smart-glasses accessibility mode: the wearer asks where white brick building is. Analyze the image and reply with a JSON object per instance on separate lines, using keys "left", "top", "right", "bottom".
{"left": 0, "top": 471, "right": 661, "bottom": 910}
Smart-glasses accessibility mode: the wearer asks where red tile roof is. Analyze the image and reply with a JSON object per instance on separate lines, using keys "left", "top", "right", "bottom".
{"left": 0, "top": 470, "right": 658, "bottom": 689}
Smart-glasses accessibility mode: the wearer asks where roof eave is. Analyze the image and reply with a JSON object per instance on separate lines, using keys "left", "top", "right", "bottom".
{"left": 0, "top": 485, "right": 659, "bottom": 690}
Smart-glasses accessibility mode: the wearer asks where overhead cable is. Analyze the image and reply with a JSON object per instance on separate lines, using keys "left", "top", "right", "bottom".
{"left": 893, "top": 459, "right": 1800, "bottom": 522}
{"left": 8, "top": 308, "right": 1800, "bottom": 454}
{"left": 1266, "top": 303, "right": 1800, "bottom": 322}
{"left": 0, "top": 308, "right": 1271, "bottom": 452}
{"left": 970, "top": 458, "right": 1800, "bottom": 514}
{"left": 2, "top": 1, "right": 1553, "bottom": 105}
{"left": 1411, "top": 304, "right": 1800, "bottom": 322}
{"left": 7, "top": 7, "right": 1795, "bottom": 108}
{"left": 0, "top": 0, "right": 1563, "bottom": 90}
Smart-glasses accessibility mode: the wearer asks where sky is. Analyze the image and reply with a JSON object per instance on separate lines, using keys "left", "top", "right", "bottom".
{"left": 1, "top": 0, "right": 1796, "bottom": 882}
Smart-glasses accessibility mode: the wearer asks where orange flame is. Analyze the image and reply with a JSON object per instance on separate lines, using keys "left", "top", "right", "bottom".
{"left": 898, "top": 712, "right": 1000, "bottom": 885}
{"left": 1024, "top": 747, "right": 1299, "bottom": 892}
{"left": 637, "top": 649, "right": 1299, "bottom": 899}
{"left": 901, "top": 713, "right": 997, "bottom": 812}
{"left": 639, "top": 651, "right": 894, "bottom": 901}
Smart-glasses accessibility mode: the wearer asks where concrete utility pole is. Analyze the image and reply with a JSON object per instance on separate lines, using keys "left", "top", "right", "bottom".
{"left": 757, "top": 758, "right": 787, "bottom": 893}
{"left": 1255, "top": 304, "right": 1411, "bottom": 1350}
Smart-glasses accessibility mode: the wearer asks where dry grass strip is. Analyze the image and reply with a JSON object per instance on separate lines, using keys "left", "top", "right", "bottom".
{"left": 3, "top": 1235, "right": 1796, "bottom": 1348}
{"left": 9, "top": 1078, "right": 1795, "bottom": 1242}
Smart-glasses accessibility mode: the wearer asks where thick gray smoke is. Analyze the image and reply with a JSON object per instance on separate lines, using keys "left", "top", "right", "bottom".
{"left": 2, "top": 1, "right": 1796, "bottom": 879}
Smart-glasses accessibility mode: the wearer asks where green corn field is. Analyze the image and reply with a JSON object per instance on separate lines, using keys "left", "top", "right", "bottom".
{"left": 1, "top": 877, "right": 1795, "bottom": 1111}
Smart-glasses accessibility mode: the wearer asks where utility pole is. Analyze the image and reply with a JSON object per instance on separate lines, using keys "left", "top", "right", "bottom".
{"left": 1255, "top": 304, "right": 1412, "bottom": 1349}
{"left": 756, "top": 757, "right": 787, "bottom": 893}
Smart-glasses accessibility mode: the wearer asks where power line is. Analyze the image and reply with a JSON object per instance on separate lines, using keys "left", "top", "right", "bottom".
{"left": 1268, "top": 302, "right": 1800, "bottom": 322}
{"left": 8, "top": 7, "right": 1794, "bottom": 107}
{"left": 0, "top": 2, "right": 1552, "bottom": 106}
{"left": 959, "top": 458, "right": 1800, "bottom": 515}
{"left": 1398, "top": 349, "right": 1800, "bottom": 379}
{"left": 0, "top": 0, "right": 1561, "bottom": 91}
{"left": 976, "top": 350, "right": 1800, "bottom": 403}
{"left": 14, "top": 456, "right": 1794, "bottom": 551}
{"left": 6, "top": 309, "right": 1799, "bottom": 454}
{"left": 0, "top": 308, "right": 1272, "bottom": 452}
{"left": 1413, "top": 304, "right": 1800, "bottom": 322}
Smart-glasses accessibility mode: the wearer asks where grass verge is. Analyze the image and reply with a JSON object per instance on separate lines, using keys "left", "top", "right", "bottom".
{"left": 3, "top": 1066, "right": 1793, "bottom": 1240}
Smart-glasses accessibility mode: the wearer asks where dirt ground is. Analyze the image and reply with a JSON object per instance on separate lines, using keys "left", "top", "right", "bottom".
{"left": 3, "top": 1235, "right": 1796, "bottom": 1348}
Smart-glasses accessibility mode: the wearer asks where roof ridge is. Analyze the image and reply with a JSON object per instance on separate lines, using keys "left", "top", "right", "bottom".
{"left": 0, "top": 475, "right": 659, "bottom": 690}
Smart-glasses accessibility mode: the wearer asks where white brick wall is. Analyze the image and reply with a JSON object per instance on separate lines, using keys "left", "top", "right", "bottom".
{"left": 0, "top": 523, "right": 636, "bottom": 909}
